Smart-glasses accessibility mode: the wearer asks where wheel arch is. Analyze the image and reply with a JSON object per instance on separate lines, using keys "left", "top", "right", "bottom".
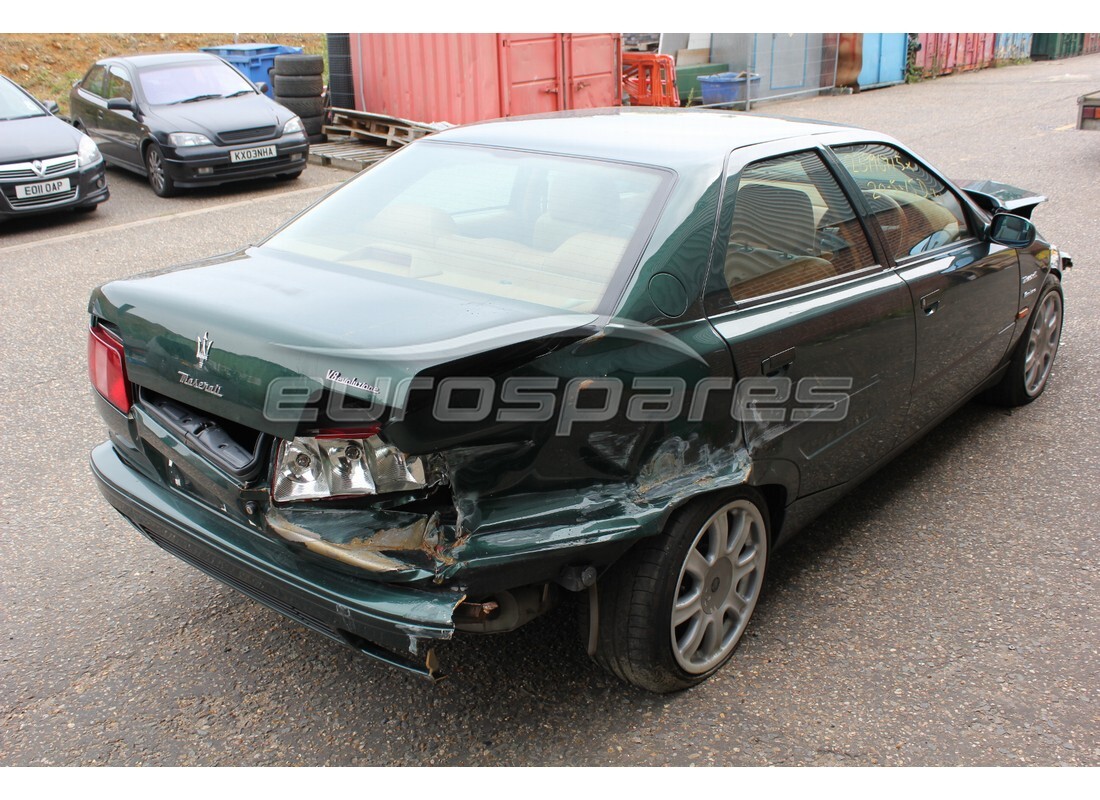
{"left": 646, "top": 476, "right": 791, "bottom": 555}
{"left": 139, "top": 136, "right": 159, "bottom": 174}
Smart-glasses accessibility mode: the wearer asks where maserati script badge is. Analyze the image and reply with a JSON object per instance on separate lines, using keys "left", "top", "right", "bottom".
{"left": 195, "top": 332, "right": 212, "bottom": 369}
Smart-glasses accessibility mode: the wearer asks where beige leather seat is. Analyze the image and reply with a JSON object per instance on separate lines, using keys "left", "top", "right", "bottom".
{"left": 533, "top": 172, "right": 620, "bottom": 251}
{"left": 725, "top": 183, "right": 835, "bottom": 300}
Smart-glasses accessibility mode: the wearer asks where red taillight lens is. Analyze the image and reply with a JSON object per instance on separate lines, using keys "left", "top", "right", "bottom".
{"left": 1085, "top": 106, "right": 1099, "bottom": 119}
{"left": 88, "top": 324, "right": 132, "bottom": 413}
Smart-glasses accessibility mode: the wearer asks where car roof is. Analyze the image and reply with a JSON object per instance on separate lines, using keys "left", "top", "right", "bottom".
{"left": 429, "top": 107, "right": 863, "bottom": 169}
{"left": 97, "top": 52, "right": 223, "bottom": 70}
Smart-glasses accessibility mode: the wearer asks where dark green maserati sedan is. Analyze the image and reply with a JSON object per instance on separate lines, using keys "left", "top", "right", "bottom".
{"left": 88, "top": 109, "right": 1068, "bottom": 692}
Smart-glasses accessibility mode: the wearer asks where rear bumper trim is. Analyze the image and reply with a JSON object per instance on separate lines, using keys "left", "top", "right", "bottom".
{"left": 90, "top": 441, "right": 461, "bottom": 679}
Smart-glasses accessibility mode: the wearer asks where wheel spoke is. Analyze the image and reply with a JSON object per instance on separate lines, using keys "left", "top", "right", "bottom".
{"left": 727, "top": 511, "right": 750, "bottom": 557}
{"left": 700, "top": 617, "right": 720, "bottom": 657}
{"left": 684, "top": 548, "right": 709, "bottom": 581}
{"left": 708, "top": 513, "right": 728, "bottom": 563}
{"left": 731, "top": 554, "right": 758, "bottom": 585}
{"left": 673, "top": 588, "right": 703, "bottom": 626}
{"left": 678, "top": 616, "right": 706, "bottom": 660}
{"left": 720, "top": 590, "right": 748, "bottom": 621}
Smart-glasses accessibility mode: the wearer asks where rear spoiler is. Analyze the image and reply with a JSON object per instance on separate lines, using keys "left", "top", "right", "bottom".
{"left": 961, "top": 179, "right": 1047, "bottom": 219}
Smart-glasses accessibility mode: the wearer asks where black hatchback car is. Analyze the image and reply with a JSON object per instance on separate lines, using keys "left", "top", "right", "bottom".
{"left": 0, "top": 74, "right": 108, "bottom": 220}
{"left": 69, "top": 53, "right": 309, "bottom": 197}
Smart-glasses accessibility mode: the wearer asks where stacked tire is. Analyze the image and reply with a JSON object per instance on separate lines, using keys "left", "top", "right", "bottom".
{"left": 326, "top": 34, "right": 356, "bottom": 111}
{"left": 272, "top": 54, "right": 325, "bottom": 143}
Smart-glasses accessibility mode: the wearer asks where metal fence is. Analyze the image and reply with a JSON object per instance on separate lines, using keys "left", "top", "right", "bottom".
{"left": 659, "top": 33, "right": 840, "bottom": 110}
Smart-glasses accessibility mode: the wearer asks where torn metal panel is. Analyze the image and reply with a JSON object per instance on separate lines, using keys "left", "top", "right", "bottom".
{"left": 265, "top": 507, "right": 450, "bottom": 577}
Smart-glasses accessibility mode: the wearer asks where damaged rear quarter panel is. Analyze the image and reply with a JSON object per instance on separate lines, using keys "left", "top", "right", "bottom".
{"left": 374, "top": 172, "right": 762, "bottom": 592}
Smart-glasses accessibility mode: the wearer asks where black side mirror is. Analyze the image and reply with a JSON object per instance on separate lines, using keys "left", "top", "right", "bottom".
{"left": 988, "top": 212, "right": 1036, "bottom": 249}
{"left": 107, "top": 97, "right": 134, "bottom": 112}
{"left": 43, "top": 100, "right": 60, "bottom": 115}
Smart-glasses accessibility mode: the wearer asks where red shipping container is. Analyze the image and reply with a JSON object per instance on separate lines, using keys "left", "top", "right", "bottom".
{"left": 1083, "top": 33, "right": 1100, "bottom": 55}
{"left": 349, "top": 33, "right": 622, "bottom": 125}
{"left": 914, "top": 33, "right": 996, "bottom": 77}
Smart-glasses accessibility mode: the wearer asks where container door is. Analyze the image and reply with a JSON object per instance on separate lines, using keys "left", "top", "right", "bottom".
{"left": 498, "top": 34, "right": 564, "bottom": 117}
{"left": 562, "top": 33, "right": 622, "bottom": 109}
{"left": 858, "top": 33, "right": 908, "bottom": 89}
{"left": 761, "top": 33, "right": 811, "bottom": 94}
{"left": 858, "top": 33, "right": 884, "bottom": 86}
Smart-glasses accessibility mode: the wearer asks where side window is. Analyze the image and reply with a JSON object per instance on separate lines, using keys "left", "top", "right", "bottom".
{"left": 724, "top": 150, "right": 876, "bottom": 302}
{"left": 81, "top": 65, "right": 108, "bottom": 98}
{"left": 107, "top": 66, "right": 133, "bottom": 101}
{"left": 832, "top": 143, "right": 971, "bottom": 260}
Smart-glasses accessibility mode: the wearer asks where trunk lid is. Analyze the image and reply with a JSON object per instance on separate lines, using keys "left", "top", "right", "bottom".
{"left": 90, "top": 247, "right": 598, "bottom": 438}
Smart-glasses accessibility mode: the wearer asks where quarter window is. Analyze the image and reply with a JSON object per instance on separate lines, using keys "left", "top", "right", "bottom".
{"left": 832, "top": 143, "right": 971, "bottom": 260}
{"left": 81, "top": 65, "right": 108, "bottom": 98}
{"left": 723, "top": 150, "right": 876, "bottom": 301}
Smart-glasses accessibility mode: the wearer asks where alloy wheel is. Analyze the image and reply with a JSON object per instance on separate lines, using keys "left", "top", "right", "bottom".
{"left": 1024, "top": 289, "right": 1062, "bottom": 396}
{"left": 671, "top": 499, "right": 767, "bottom": 674}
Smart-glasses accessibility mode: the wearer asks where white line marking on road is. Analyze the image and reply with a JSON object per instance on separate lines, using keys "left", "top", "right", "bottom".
{"left": 0, "top": 184, "right": 333, "bottom": 255}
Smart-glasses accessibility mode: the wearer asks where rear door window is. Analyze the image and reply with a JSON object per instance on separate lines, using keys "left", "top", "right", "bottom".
{"left": 723, "top": 149, "right": 877, "bottom": 302}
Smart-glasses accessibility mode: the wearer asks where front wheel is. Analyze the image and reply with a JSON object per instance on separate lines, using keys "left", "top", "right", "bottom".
{"left": 588, "top": 490, "right": 769, "bottom": 693}
{"left": 144, "top": 143, "right": 178, "bottom": 198}
{"left": 985, "top": 278, "right": 1063, "bottom": 406}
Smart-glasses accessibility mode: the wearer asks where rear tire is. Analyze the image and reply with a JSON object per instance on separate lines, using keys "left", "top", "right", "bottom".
{"left": 985, "top": 277, "right": 1063, "bottom": 406}
{"left": 588, "top": 489, "right": 769, "bottom": 693}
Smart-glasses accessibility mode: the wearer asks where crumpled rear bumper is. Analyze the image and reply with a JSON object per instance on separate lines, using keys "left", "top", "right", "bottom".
{"left": 90, "top": 441, "right": 463, "bottom": 679}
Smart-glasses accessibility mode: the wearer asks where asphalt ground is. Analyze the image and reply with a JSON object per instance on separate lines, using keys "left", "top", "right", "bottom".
{"left": 1, "top": 54, "right": 1098, "bottom": 769}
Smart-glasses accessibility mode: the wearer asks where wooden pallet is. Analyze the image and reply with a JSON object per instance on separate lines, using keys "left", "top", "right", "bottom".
{"left": 323, "top": 108, "right": 446, "bottom": 148}
{"left": 307, "top": 138, "right": 397, "bottom": 172}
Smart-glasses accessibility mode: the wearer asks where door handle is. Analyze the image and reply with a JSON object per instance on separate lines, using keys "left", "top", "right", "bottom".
{"left": 761, "top": 347, "right": 795, "bottom": 377}
{"left": 920, "top": 289, "right": 942, "bottom": 315}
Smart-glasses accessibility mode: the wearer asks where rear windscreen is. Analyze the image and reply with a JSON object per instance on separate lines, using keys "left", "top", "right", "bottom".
{"left": 263, "top": 142, "right": 669, "bottom": 313}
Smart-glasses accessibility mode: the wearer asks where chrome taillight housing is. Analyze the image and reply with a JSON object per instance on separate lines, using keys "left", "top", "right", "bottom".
{"left": 272, "top": 430, "right": 438, "bottom": 503}
{"left": 88, "top": 324, "right": 132, "bottom": 413}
